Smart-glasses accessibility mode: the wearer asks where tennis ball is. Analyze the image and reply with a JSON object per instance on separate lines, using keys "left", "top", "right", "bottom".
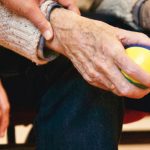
{"left": 122, "top": 44, "right": 150, "bottom": 89}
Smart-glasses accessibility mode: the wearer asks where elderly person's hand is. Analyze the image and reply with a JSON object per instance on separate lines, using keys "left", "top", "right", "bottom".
{"left": 139, "top": 0, "right": 150, "bottom": 30}
{"left": 0, "top": 0, "right": 79, "bottom": 40}
{"left": 0, "top": 80, "right": 10, "bottom": 137}
{"left": 46, "top": 8, "right": 150, "bottom": 99}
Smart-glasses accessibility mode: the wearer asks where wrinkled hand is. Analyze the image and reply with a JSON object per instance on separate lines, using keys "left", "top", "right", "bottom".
{"left": 47, "top": 9, "right": 150, "bottom": 99}
{"left": 0, "top": 0, "right": 80, "bottom": 40}
{"left": 140, "top": 0, "right": 150, "bottom": 30}
{"left": 0, "top": 80, "right": 10, "bottom": 137}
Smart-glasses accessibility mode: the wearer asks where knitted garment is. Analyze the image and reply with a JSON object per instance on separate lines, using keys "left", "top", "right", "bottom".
{"left": 0, "top": 0, "right": 58, "bottom": 65}
{"left": 96, "top": 0, "right": 138, "bottom": 27}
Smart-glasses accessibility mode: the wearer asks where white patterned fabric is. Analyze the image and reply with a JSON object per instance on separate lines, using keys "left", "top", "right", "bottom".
{"left": 0, "top": 0, "right": 56, "bottom": 65}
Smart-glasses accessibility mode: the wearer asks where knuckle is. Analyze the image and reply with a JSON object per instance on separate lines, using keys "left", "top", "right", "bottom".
{"left": 87, "top": 78, "right": 96, "bottom": 86}
{"left": 94, "top": 60, "right": 105, "bottom": 70}
{"left": 82, "top": 74, "right": 93, "bottom": 83}
{"left": 125, "top": 67, "right": 137, "bottom": 76}
{"left": 36, "top": 19, "right": 47, "bottom": 29}
{"left": 119, "top": 87, "right": 131, "bottom": 97}
{"left": 86, "top": 77, "right": 93, "bottom": 84}
{"left": 139, "top": 33, "right": 148, "bottom": 38}
{"left": 87, "top": 69, "right": 96, "bottom": 78}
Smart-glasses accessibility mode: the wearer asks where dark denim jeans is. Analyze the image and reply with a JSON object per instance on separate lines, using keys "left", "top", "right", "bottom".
{"left": 35, "top": 56, "right": 124, "bottom": 150}
{"left": 1, "top": 55, "right": 124, "bottom": 150}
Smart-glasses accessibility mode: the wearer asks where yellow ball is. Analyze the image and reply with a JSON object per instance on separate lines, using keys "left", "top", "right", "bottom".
{"left": 122, "top": 45, "right": 150, "bottom": 89}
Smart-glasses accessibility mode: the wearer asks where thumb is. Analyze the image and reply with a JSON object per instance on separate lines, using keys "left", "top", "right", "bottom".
{"left": 24, "top": 5, "right": 53, "bottom": 40}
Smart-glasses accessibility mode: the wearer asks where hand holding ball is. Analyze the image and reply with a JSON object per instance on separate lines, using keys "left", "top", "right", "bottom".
{"left": 123, "top": 45, "right": 150, "bottom": 89}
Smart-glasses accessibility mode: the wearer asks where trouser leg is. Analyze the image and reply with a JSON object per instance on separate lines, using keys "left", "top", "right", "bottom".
{"left": 35, "top": 57, "right": 124, "bottom": 150}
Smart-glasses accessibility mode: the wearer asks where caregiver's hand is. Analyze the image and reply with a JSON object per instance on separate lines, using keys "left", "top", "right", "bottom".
{"left": 0, "top": 0, "right": 80, "bottom": 40}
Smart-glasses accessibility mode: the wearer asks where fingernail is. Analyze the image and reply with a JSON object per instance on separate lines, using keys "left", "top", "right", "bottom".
{"left": 43, "top": 30, "right": 52, "bottom": 41}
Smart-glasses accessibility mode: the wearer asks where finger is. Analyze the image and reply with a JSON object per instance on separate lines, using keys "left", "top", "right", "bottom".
{"left": 114, "top": 44, "right": 150, "bottom": 88}
{"left": 23, "top": 4, "right": 53, "bottom": 40}
{"left": 102, "top": 60, "right": 150, "bottom": 99}
{"left": 91, "top": 39, "right": 150, "bottom": 98}
{"left": 125, "top": 86, "right": 150, "bottom": 99}
{"left": 70, "top": 48, "right": 115, "bottom": 90}
{"left": 111, "top": 88, "right": 122, "bottom": 96}
{"left": 117, "top": 29, "right": 150, "bottom": 47}
{"left": 88, "top": 75, "right": 122, "bottom": 96}
{"left": 3, "top": 0, "right": 53, "bottom": 40}
{"left": 0, "top": 109, "right": 9, "bottom": 137}
{"left": 81, "top": 72, "right": 110, "bottom": 91}
{"left": 91, "top": 81, "right": 109, "bottom": 91}
{"left": 68, "top": 52, "right": 109, "bottom": 91}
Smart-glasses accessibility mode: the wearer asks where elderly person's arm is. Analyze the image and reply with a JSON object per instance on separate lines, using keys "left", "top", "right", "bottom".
{"left": 1, "top": 1, "right": 150, "bottom": 99}
{"left": 46, "top": 7, "right": 150, "bottom": 99}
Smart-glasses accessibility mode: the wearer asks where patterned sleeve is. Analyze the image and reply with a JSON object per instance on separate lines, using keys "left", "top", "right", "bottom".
{"left": 0, "top": 0, "right": 60, "bottom": 65}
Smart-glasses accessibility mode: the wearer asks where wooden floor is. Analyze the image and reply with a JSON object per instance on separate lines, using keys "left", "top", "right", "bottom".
{"left": 119, "top": 116, "right": 150, "bottom": 149}
{"left": 119, "top": 144, "right": 150, "bottom": 150}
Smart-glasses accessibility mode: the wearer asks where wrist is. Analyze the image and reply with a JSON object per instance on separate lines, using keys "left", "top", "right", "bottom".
{"left": 50, "top": 8, "right": 81, "bottom": 29}
{"left": 46, "top": 8, "right": 81, "bottom": 55}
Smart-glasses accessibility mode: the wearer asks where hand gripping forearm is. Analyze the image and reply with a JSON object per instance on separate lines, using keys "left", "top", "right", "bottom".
{"left": 0, "top": 0, "right": 59, "bottom": 65}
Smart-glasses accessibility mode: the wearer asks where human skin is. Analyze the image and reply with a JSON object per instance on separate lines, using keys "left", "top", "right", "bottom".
{"left": 0, "top": 81, "right": 10, "bottom": 137}
{"left": 1, "top": 1, "right": 150, "bottom": 138}
{"left": 46, "top": 8, "right": 150, "bottom": 99}
{"left": 0, "top": 0, "right": 80, "bottom": 40}
{"left": 0, "top": 0, "right": 79, "bottom": 137}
